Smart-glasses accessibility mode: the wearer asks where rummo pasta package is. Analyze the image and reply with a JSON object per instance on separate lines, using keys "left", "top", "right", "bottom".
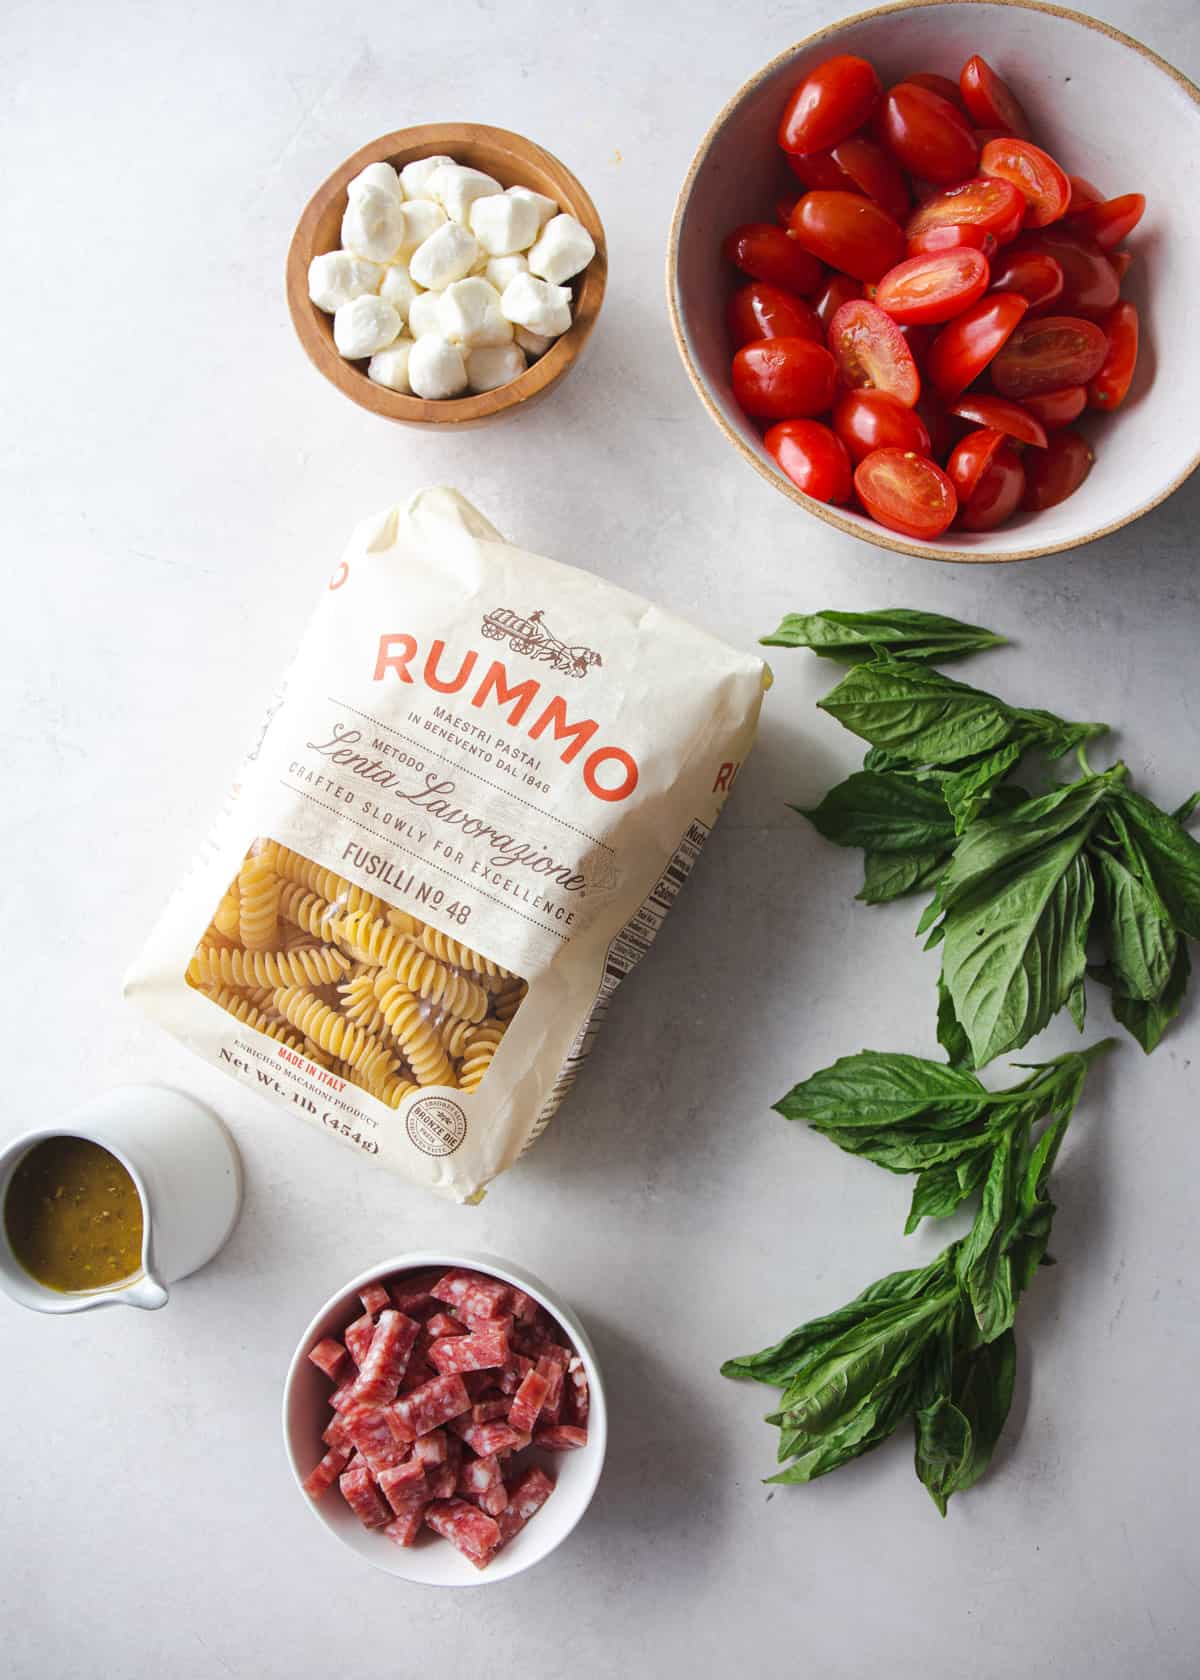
{"left": 127, "top": 488, "right": 767, "bottom": 1200}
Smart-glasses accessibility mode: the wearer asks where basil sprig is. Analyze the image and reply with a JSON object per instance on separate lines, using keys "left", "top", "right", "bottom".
{"left": 761, "top": 607, "right": 1006, "bottom": 664}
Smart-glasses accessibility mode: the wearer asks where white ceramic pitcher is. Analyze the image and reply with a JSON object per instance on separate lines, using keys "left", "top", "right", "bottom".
{"left": 0, "top": 1085, "right": 242, "bottom": 1314}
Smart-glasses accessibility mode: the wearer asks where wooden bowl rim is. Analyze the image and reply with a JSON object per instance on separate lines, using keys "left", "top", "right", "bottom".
{"left": 665, "top": 0, "right": 1200, "bottom": 564}
{"left": 287, "top": 122, "right": 607, "bottom": 426}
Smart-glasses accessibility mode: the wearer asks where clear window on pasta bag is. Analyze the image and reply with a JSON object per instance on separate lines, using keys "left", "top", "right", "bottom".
{"left": 184, "top": 838, "right": 528, "bottom": 1104}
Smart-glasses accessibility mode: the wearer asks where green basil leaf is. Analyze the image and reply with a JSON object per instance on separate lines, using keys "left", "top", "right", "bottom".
{"left": 933, "top": 1330, "right": 1017, "bottom": 1508}
{"left": 1110, "top": 941, "right": 1191, "bottom": 1053}
{"left": 818, "top": 660, "right": 1021, "bottom": 765}
{"left": 1173, "top": 791, "right": 1200, "bottom": 825}
{"left": 941, "top": 742, "right": 1024, "bottom": 834}
{"left": 1012, "top": 708, "right": 1109, "bottom": 759}
{"left": 761, "top": 608, "right": 1007, "bottom": 664}
{"left": 859, "top": 847, "right": 950, "bottom": 904}
{"left": 1067, "top": 976, "right": 1087, "bottom": 1031}
{"left": 957, "top": 1130, "right": 1020, "bottom": 1341}
{"left": 1112, "top": 786, "right": 1200, "bottom": 939}
{"left": 913, "top": 1394, "right": 974, "bottom": 1517}
{"left": 1093, "top": 846, "right": 1178, "bottom": 1002}
{"left": 797, "top": 771, "right": 956, "bottom": 854}
{"left": 818, "top": 1128, "right": 996, "bottom": 1173}
{"left": 773, "top": 1050, "right": 989, "bottom": 1130}
{"left": 905, "top": 1153, "right": 990, "bottom": 1233}
{"left": 768, "top": 1378, "right": 918, "bottom": 1483}
{"left": 937, "top": 975, "right": 972, "bottom": 1068}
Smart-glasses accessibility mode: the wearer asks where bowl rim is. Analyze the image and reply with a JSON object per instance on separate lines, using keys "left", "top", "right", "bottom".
{"left": 287, "top": 122, "right": 607, "bottom": 427}
{"left": 281, "top": 1248, "right": 608, "bottom": 1586}
{"left": 665, "top": 0, "right": 1200, "bottom": 563}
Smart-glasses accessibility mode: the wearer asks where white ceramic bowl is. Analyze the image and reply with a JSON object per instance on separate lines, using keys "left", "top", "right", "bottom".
{"left": 668, "top": 0, "right": 1200, "bottom": 562}
{"left": 283, "top": 1251, "right": 606, "bottom": 1585}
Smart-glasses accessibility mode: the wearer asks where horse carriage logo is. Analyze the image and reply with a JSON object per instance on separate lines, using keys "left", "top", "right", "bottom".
{"left": 480, "top": 607, "right": 603, "bottom": 680}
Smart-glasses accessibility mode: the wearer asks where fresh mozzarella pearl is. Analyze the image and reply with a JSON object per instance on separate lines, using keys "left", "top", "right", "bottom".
{"left": 398, "top": 199, "right": 447, "bottom": 255}
{"left": 506, "top": 185, "right": 558, "bottom": 231}
{"left": 469, "top": 192, "right": 541, "bottom": 255}
{"left": 466, "top": 342, "right": 527, "bottom": 392}
{"left": 500, "top": 272, "right": 572, "bottom": 338}
{"left": 379, "top": 264, "right": 419, "bottom": 321}
{"left": 527, "top": 213, "right": 596, "bottom": 285}
{"left": 399, "top": 154, "right": 455, "bottom": 200}
{"left": 408, "top": 221, "right": 480, "bottom": 290}
{"left": 333, "top": 294, "right": 402, "bottom": 358}
{"left": 436, "top": 278, "right": 513, "bottom": 349}
{"left": 407, "top": 289, "right": 442, "bottom": 338}
{"left": 347, "top": 161, "right": 403, "bottom": 202}
{"left": 408, "top": 334, "right": 468, "bottom": 399}
{"left": 307, "top": 251, "right": 383, "bottom": 312}
{"left": 514, "top": 323, "right": 555, "bottom": 357}
{"left": 341, "top": 184, "right": 407, "bottom": 263}
{"left": 486, "top": 254, "right": 528, "bottom": 292}
{"left": 367, "top": 336, "right": 415, "bottom": 391}
{"left": 428, "top": 163, "right": 503, "bottom": 225}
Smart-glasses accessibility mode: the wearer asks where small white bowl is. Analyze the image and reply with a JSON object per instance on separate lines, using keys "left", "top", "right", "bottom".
{"left": 668, "top": 0, "right": 1200, "bottom": 562}
{"left": 282, "top": 1251, "right": 606, "bottom": 1585}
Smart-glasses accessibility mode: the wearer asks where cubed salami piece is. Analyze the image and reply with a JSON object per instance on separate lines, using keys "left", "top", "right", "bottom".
{"left": 459, "top": 1453, "right": 502, "bottom": 1494}
{"left": 308, "top": 1337, "right": 349, "bottom": 1382}
{"left": 566, "top": 1357, "right": 590, "bottom": 1425}
{"left": 378, "top": 1460, "right": 430, "bottom": 1515}
{"left": 513, "top": 1330, "right": 571, "bottom": 1369}
{"left": 508, "top": 1286, "right": 538, "bottom": 1324}
{"left": 457, "top": 1289, "right": 514, "bottom": 1327}
{"left": 413, "top": 1428, "right": 449, "bottom": 1466}
{"left": 339, "top": 1463, "right": 390, "bottom": 1529}
{"left": 534, "top": 1425, "right": 588, "bottom": 1451}
{"left": 536, "top": 1355, "right": 565, "bottom": 1421}
{"left": 424, "top": 1498, "right": 502, "bottom": 1567}
{"left": 302, "top": 1444, "right": 351, "bottom": 1501}
{"left": 383, "top": 1505, "right": 428, "bottom": 1547}
{"left": 426, "top": 1312, "right": 468, "bottom": 1339}
{"left": 427, "top": 1323, "right": 511, "bottom": 1376}
{"left": 508, "top": 1367, "right": 550, "bottom": 1435}
{"left": 496, "top": 1465, "right": 555, "bottom": 1546}
{"left": 344, "top": 1312, "right": 377, "bottom": 1367}
{"left": 428, "top": 1462, "right": 458, "bottom": 1500}
{"left": 451, "top": 1419, "right": 526, "bottom": 1457}
{"left": 432, "top": 1270, "right": 511, "bottom": 1315}
{"left": 472, "top": 1399, "right": 509, "bottom": 1423}
{"left": 389, "top": 1373, "right": 471, "bottom": 1443}
{"left": 390, "top": 1287, "right": 438, "bottom": 1319}
{"left": 329, "top": 1371, "right": 363, "bottom": 1413}
{"left": 359, "top": 1283, "right": 392, "bottom": 1316}
{"left": 343, "top": 1404, "right": 410, "bottom": 1475}
{"left": 322, "top": 1412, "right": 353, "bottom": 1451}
{"left": 398, "top": 1356, "right": 436, "bottom": 1395}
{"left": 498, "top": 1353, "right": 535, "bottom": 1395}
{"left": 352, "top": 1310, "right": 421, "bottom": 1408}
{"left": 478, "top": 1482, "right": 509, "bottom": 1517}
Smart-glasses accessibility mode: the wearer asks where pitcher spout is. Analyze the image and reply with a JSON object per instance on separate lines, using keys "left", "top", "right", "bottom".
{"left": 123, "top": 1274, "right": 169, "bottom": 1311}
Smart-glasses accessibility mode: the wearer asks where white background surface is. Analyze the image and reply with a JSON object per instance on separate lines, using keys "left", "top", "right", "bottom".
{"left": 2, "top": 1, "right": 1198, "bottom": 1674}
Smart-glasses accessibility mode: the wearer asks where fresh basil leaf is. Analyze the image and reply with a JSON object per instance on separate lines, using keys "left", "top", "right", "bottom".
{"left": 818, "top": 1127, "right": 996, "bottom": 1173}
{"left": 1110, "top": 941, "right": 1191, "bottom": 1053}
{"left": 1092, "top": 846, "right": 1178, "bottom": 1002}
{"left": 774, "top": 1050, "right": 989, "bottom": 1130}
{"left": 905, "top": 1153, "right": 990, "bottom": 1233}
{"left": 1012, "top": 708, "right": 1108, "bottom": 759}
{"left": 819, "top": 660, "right": 1021, "bottom": 765}
{"left": 797, "top": 771, "right": 957, "bottom": 854}
{"left": 926, "top": 1329, "right": 1017, "bottom": 1511}
{"left": 769, "top": 1378, "right": 919, "bottom": 1483}
{"left": 859, "top": 847, "right": 950, "bottom": 904}
{"left": 1068, "top": 977, "right": 1087, "bottom": 1031}
{"left": 1173, "top": 791, "right": 1200, "bottom": 825}
{"left": 941, "top": 742, "right": 1024, "bottom": 834}
{"left": 1112, "top": 786, "right": 1200, "bottom": 939}
{"left": 914, "top": 1394, "right": 974, "bottom": 1517}
{"left": 937, "top": 975, "right": 972, "bottom": 1068}
{"left": 761, "top": 609, "right": 1007, "bottom": 664}
{"left": 956, "top": 1130, "right": 1020, "bottom": 1341}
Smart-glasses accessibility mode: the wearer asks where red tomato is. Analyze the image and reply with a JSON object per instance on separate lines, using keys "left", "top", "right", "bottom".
{"left": 1109, "top": 250, "right": 1134, "bottom": 283}
{"left": 1068, "top": 175, "right": 1104, "bottom": 213}
{"left": 833, "top": 389, "right": 932, "bottom": 462}
{"left": 990, "top": 314, "right": 1110, "bottom": 399}
{"left": 959, "top": 56, "right": 1031, "bottom": 138}
{"left": 724, "top": 224, "right": 824, "bottom": 294}
{"left": 902, "top": 72, "right": 965, "bottom": 108}
{"left": 874, "top": 247, "right": 990, "bottom": 324}
{"left": 960, "top": 441, "right": 1026, "bottom": 530}
{"left": 1087, "top": 300, "right": 1139, "bottom": 411}
{"left": 917, "top": 393, "right": 963, "bottom": 461}
{"left": 813, "top": 271, "right": 864, "bottom": 328}
{"left": 727, "top": 281, "right": 824, "bottom": 347}
{"left": 776, "top": 191, "right": 801, "bottom": 226}
{"left": 925, "top": 291, "right": 1029, "bottom": 399}
{"left": 949, "top": 394, "right": 1048, "bottom": 447}
{"left": 980, "top": 138, "right": 1071, "bottom": 228}
{"left": 907, "top": 223, "right": 997, "bottom": 258}
{"left": 947, "top": 427, "right": 1006, "bottom": 499}
{"left": 1021, "top": 385, "right": 1087, "bottom": 428}
{"left": 1065, "top": 192, "right": 1146, "bottom": 252}
{"left": 1021, "top": 429, "right": 1094, "bottom": 510}
{"left": 779, "top": 56, "right": 882, "bottom": 155}
{"left": 899, "top": 320, "right": 938, "bottom": 363}
{"left": 906, "top": 176, "right": 1026, "bottom": 245}
{"left": 988, "top": 249, "right": 1063, "bottom": 310}
{"left": 787, "top": 149, "right": 856, "bottom": 191}
{"left": 880, "top": 83, "right": 980, "bottom": 184}
{"left": 789, "top": 191, "right": 906, "bottom": 282}
{"left": 828, "top": 135, "right": 912, "bottom": 222}
{"left": 764, "top": 419, "right": 853, "bottom": 503}
{"left": 731, "top": 336, "right": 838, "bottom": 419}
{"left": 854, "top": 447, "right": 958, "bottom": 537}
{"left": 829, "top": 298, "right": 921, "bottom": 406}
{"left": 1010, "top": 227, "right": 1119, "bottom": 316}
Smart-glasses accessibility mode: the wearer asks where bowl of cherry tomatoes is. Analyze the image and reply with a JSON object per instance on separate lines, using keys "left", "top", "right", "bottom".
{"left": 667, "top": 0, "right": 1200, "bottom": 561}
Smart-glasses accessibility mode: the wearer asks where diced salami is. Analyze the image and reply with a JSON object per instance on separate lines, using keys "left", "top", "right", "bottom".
{"left": 344, "top": 1312, "right": 377, "bottom": 1367}
{"left": 389, "top": 1373, "right": 471, "bottom": 1443}
{"left": 390, "top": 1287, "right": 438, "bottom": 1319}
{"left": 456, "top": 1288, "right": 514, "bottom": 1327}
{"left": 352, "top": 1310, "right": 421, "bottom": 1408}
{"left": 451, "top": 1418, "right": 526, "bottom": 1457}
{"left": 425, "top": 1312, "right": 468, "bottom": 1339}
{"left": 378, "top": 1460, "right": 430, "bottom": 1515}
{"left": 359, "top": 1282, "right": 392, "bottom": 1316}
{"left": 322, "top": 1412, "right": 353, "bottom": 1450}
{"left": 343, "top": 1404, "right": 411, "bottom": 1475}
{"left": 427, "top": 1323, "right": 511, "bottom": 1376}
{"left": 428, "top": 1462, "right": 458, "bottom": 1500}
{"left": 472, "top": 1399, "right": 509, "bottom": 1423}
{"left": 498, "top": 1353, "right": 535, "bottom": 1395}
{"left": 398, "top": 1356, "right": 436, "bottom": 1395}
{"left": 513, "top": 1330, "right": 571, "bottom": 1369}
{"left": 566, "top": 1357, "right": 591, "bottom": 1426}
{"left": 329, "top": 1371, "right": 362, "bottom": 1413}
{"left": 478, "top": 1482, "right": 509, "bottom": 1517}
{"left": 424, "top": 1498, "right": 502, "bottom": 1567}
{"left": 508, "top": 1367, "right": 550, "bottom": 1435}
{"left": 302, "top": 1444, "right": 351, "bottom": 1500}
{"left": 308, "top": 1337, "right": 349, "bottom": 1382}
{"left": 383, "top": 1505, "right": 429, "bottom": 1547}
{"left": 413, "top": 1429, "right": 448, "bottom": 1466}
{"left": 509, "top": 1286, "right": 538, "bottom": 1324}
{"left": 533, "top": 1425, "right": 588, "bottom": 1451}
{"left": 495, "top": 1465, "right": 555, "bottom": 1546}
{"left": 339, "top": 1463, "right": 390, "bottom": 1529}
{"left": 536, "top": 1355, "right": 565, "bottom": 1421}
{"left": 432, "top": 1269, "right": 512, "bottom": 1315}
{"left": 459, "top": 1453, "right": 502, "bottom": 1494}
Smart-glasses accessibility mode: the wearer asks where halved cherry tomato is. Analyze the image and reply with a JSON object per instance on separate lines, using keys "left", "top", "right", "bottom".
{"left": 829, "top": 298, "right": 921, "bottom": 406}
{"left": 988, "top": 249, "right": 1063, "bottom": 310}
{"left": 874, "top": 246, "right": 990, "bottom": 324}
{"left": 1067, "top": 175, "right": 1103, "bottom": 213}
{"left": 899, "top": 321, "right": 938, "bottom": 363}
{"left": 1087, "top": 300, "right": 1139, "bottom": 411}
{"left": 1010, "top": 227, "right": 1119, "bottom": 316}
{"left": 960, "top": 440, "right": 1026, "bottom": 530}
{"left": 1065, "top": 192, "right": 1146, "bottom": 251}
{"left": 980, "top": 138, "right": 1071, "bottom": 228}
{"left": 925, "top": 291, "right": 1029, "bottom": 399}
{"left": 779, "top": 55, "right": 882, "bottom": 155}
{"left": 833, "top": 389, "right": 932, "bottom": 462}
{"left": 727, "top": 281, "right": 824, "bottom": 348}
{"left": 828, "top": 135, "right": 912, "bottom": 222}
{"left": 732, "top": 336, "right": 837, "bottom": 418}
{"left": 1108, "top": 250, "right": 1134, "bottom": 283}
{"left": 813, "top": 271, "right": 864, "bottom": 328}
{"left": 902, "top": 72, "right": 965, "bottom": 108}
{"left": 764, "top": 419, "right": 853, "bottom": 503}
{"left": 949, "top": 394, "right": 1048, "bottom": 447}
{"left": 1021, "top": 429, "right": 1094, "bottom": 510}
{"left": 854, "top": 447, "right": 958, "bottom": 537}
{"left": 917, "top": 393, "right": 963, "bottom": 460}
{"left": 880, "top": 83, "right": 979, "bottom": 184}
{"left": 789, "top": 191, "right": 906, "bottom": 282}
{"left": 947, "top": 427, "right": 1006, "bottom": 499}
{"left": 1021, "top": 386, "right": 1087, "bottom": 428}
{"left": 907, "top": 223, "right": 997, "bottom": 258}
{"left": 990, "top": 314, "right": 1110, "bottom": 399}
{"left": 724, "top": 224, "right": 824, "bottom": 294}
{"left": 906, "top": 176, "right": 1026, "bottom": 245}
{"left": 959, "top": 56, "right": 1031, "bottom": 138}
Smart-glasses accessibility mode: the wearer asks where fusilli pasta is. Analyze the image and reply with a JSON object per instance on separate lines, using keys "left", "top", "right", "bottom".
{"left": 187, "top": 943, "right": 351, "bottom": 990}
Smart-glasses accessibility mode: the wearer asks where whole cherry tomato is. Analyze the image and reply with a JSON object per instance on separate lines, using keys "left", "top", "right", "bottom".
{"left": 899, "top": 320, "right": 938, "bottom": 363}
{"left": 947, "top": 427, "right": 1006, "bottom": 499}
{"left": 724, "top": 224, "right": 824, "bottom": 294}
{"left": 1067, "top": 175, "right": 1104, "bottom": 213}
{"left": 764, "top": 419, "right": 853, "bottom": 503}
{"left": 949, "top": 393, "right": 1048, "bottom": 447}
{"left": 727, "top": 281, "right": 824, "bottom": 347}
{"left": 880, "top": 83, "right": 980, "bottom": 184}
{"left": 776, "top": 191, "right": 802, "bottom": 226}
{"left": 1087, "top": 300, "right": 1139, "bottom": 411}
{"left": 779, "top": 55, "right": 882, "bottom": 155}
{"left": 905, "top": 175, "right": 1027, "bottom": 245}
{"left": 829, "top": 135, "right": 912, "bottom": 221}
{"left": 906, "top": 223, "right": 997, "bottom": 258}
{"left": 787, "top": 149, "right": 856, "bottom": 191}
{"left": 1065, "top": 192, "right": 1146, "bottom": 251}
{"left": 874, "top": 246, "right": 990, "bottom": 324}
{"left": 1021, "top": 429, "right": 1094, "bottom": 510}
{"left": 813, "top": 271, "right": 864, "bottom": 328}
{"left": 731, "top": 336, "right": 838, "bottom": 418}
{"left": 1021, "top": 385, "right": 1087, "bottom": 427}
{"left": 960, "top": 440, "right": 1026, "bottom": 530}
{"left": 959, "top": 56, "right": 1031, "bottom": 138}
{"left": 988, "top": 249, "right": 1063, "bottom": 310}
{"left": 990, "top": 314, "right": 1110, "bottom": 399}
{"left": 833, "top": 389, "right": 932, "bottom": 462}
{"left": 854, "top": 447, "right": 958, "bottom": 538}
{"left": 1009, "top": 226, "right": 1119, "bottom": 316}
{"left": 980, "top": 138, "right": 1071, "bottom": 227}
{"left": 902, "top": 71, "right": 965, "bottom": 108}
{"left": 916, "top": 393, "right": 963, "bottom": 460}
{"left": 789, "top": 191, "right": 906, "bottom": 282}
{"left": 925, "top": 291, "right": 1029, "bottom": 399}
{"left": 829, "top": 298, "right": 921, "bottom": 406}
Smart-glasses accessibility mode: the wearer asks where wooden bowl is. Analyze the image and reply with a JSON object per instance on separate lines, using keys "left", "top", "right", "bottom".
{"left": 287, "top": 124, "right": 607, "bottom": 427}
{"left": 667, "top": 0, "right": 1200, "bottom": 562}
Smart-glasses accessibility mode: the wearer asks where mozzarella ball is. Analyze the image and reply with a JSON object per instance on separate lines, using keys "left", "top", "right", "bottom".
{"left": 333, "top": 294, "right": 402, "bottom": 358}
{"left": 307, "top": 251, "right": 383, "bottom": 313}
{"left": 436, "top": 278, "right": 513, "bottom": 349}
{"left": 341, "top": 184, "right": 407, "bottom": 263}
{"left": 378, "top": 264, "right": 419, "bottom": 322}
{"left": 348, "top": 161, "right": 403, "bottom": 202}
{"left": 408, "top": 221, "right": 480, "bottom": 290}
{"left": 500, "top": 272, "right": 572, "bottom": 338}
{"left": 466, "top": 342, "right": 527, "bottom": 392}
{"left": 367, "top": 336, "right": 415, "bottom": 391}
{"left": 428, "top": 163, "right": 503, "bottom": 225}
{"left": 527, "top": 213, "right": 596, "bottom": 285}
{"left": 506, "top": 185, "right": 558, "bottom": 230}
{"left": 408, "top": 334, "right": 468, "bottom": 399}
{"left": 400, "top": 154, "right": 455, "bottom": 200}
{"left": 398, "top": 198, "right": 446, "bottom": 255}
{"left": 407, "top": 289, "right": 442, "bottom": 338}
{"left": 469, "top": 191, "right": 541, "bottom": 256}
{"left": 486, "top": 253, "right": 528, "bottom": 292}
{"left": 514, "top": 323, "right": 555, "bottom": 358}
